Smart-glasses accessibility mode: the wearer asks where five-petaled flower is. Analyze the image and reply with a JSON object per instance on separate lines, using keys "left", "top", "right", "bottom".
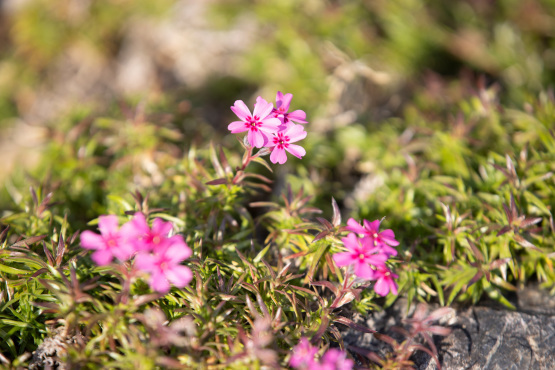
{"left": 268, "top": 123, "right": 307, "bottom": 164}
{"left": 125, "top": 212, "right": 179, "bottom": 252}
{"left": 346, "top": 218, "right": 399, "bottom": 256}
{"left": 272, "top": 91, "right": 307, "bottom": 128}
{"left": 134, "top": 241, "right": 193, "bottom": 293}
{"left": 80, "top": 215, "right": 135, "bottom": 266}
{"left": 372, "top": 265, "right": 399, "bottom": 297}
{"left": 320, "top": 348, "right": 354, "bottom": 370}
{"left": 81, "top": 213, "right": 193, "bottom": 294}
{"left": 333, "top": 233, "right": 389, "bottom": 279}
{"left": 228, "top": 97, "right": 281, "bottom": 148}
{"left": 228, "top": 92, "right": 309, "bottom": 164}
{"left": 290, "top": 338, "right": 354, "bottom": 370}
{"left": 289, "top": 338, "right": 319, "bottom": 369}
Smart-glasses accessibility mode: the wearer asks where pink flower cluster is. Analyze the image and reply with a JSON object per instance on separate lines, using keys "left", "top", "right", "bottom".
{"left": 290, "top": 338, "right": 353, "bottom": 370}
{"left": 228, "top": 92, "right": 307, "bottom": 164}
{"left": 333, "top": 218, "right": 399, "bottom": 296}
{"left": 80, "top": 213, "right": 192, "bottom": 293}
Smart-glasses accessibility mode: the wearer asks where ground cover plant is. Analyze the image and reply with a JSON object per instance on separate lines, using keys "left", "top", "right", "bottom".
{"left": 0, "top": 0, "right": 554, "bottom": 368}
{"left": 0, "top": 85, "right": 553, "bottom": 368}
{"left": 0, "top": 92, "right": 413, "bottom": 368}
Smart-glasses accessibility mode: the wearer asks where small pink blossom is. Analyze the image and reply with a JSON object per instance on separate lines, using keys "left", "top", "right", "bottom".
{"left": 135, "top": 241, "right": 192, "bottom": 293}
{"left": 290, "top": 337, "right": 319, "bottom": 369}
{"left": 228, "top": 97, "right": 281, "bottom": 148}
{"left": 80, "top": 215, "right": 134, "bottom": 266}
{"left": 319, "top": 349, "right": 354, "bottom": 370}
{"left": 346, "top": 218, "right": 399, "bottom": 256}
{"left": 125, "top": 212, "right": 179, "bottom": 252}
{"left": 333, "top": 233, "right": 388, "bottom": 280}
{"left": 372, "top": 265, "right": 399, "bottom": 297}
{"left": 272, "top": 91, "right": 307, "bottom": 127}
{"left": 267, "top": 123, "right": 307, "bottom": 164}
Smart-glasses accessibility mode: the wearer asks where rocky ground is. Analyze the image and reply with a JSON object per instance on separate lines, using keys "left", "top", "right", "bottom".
{"left": 342, "top": 284, "right": 555, "bottom": 369}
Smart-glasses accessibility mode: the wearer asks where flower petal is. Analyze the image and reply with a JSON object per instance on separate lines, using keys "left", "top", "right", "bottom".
{"left": 231, "top": 100, "right": 251, "bottom": 120}
{"left": 253, "top": 97, "right": 273, "bottom": 119}
{"left": 98, "top": 215, "right": 119, "bottom": 236}
{"left": 374, "top": 278, "right": 390, "bottom": 296}
{"left": 379, "top": 229, "right": 400, "bottom": 246}
{"left": 130, "top": 213, "right": 149, "bottom": 234}
{"left": 346, "top": 218, "right": 366, "bottom": 235}
{"left": 80, "top": 231, "right": 105, "bottom": 250}
{"left": 165, "top": 240, "right": 192, "bottom": 263}
{"left": 119, "top": 220, "right": 141, "bottom": 244}
{"left": 134, "top": 252, "right": 155, "bottom": 272}
{"left": 165, "top": 265, "right": 193, "bottom": 287}
{"left": 153, "top": 218, "right": 173, "bottom": 237}
{"left": 228, "top": 120, "right": 248, "bottom": 133}
{"left": 91, "top": 250, "right": 113, "bottom": 266}
{"left": 355, "top": 262, "right": 375, "bottom": 279}
{"left": 341, "top": 233, "right": 360, "bottom": 251}
{"left": 248, "top": 130, "right": 265, "bottom": 148}
{"left": 363, "top": 220, "right": 381, "bottom": 233}
{"left": 285, "top": 144, "right": 306, "bottom": 159}
{"left": 112, "top": 242, "right": 134, "bottom": 261}
{"left": 270, "top": 146, "right": 288, "bottom": 164}
{"left": 284, "top": 124, "right": 307, "bottom": 142}
{"left": 275, "top": 92, "right": 293, "bottom": 111}
{"left": 380, "top": 244, "right": 398, "bottom": 257}
{"left": 388, "top": 278, "right": 398, "bottom": 295}
{"left": 366, "top": 252, "right": 388, "bottom": 267}
{"left": 258, "top": 118, "right": 281, "bottom": 132}
{"left": 333, "top": 252, "right": 355, "bottom": 267}
{"left": 287, "top": 109, "right": 307, "bottom": 123}
{"left": 150, "top": 271, "right": 171, "bottom": 293}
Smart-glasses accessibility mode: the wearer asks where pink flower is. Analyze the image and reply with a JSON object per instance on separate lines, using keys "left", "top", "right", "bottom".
{"left": 319, "top": 349, "right": 354, "bottom": 370}
{"left": 346, "top": 218, "right": 399, "bottom": 256}
{"left": 80, "top": 215, "right": 135, "bottom": 266}
{"left": 333, "top": 233, "right": 388, "bottom": 280}
{"left": 267, "top": 123, "right": 307, "bottom": 164}
{"left": 135, "top": 242, "right": 193, "bottom": 293}
{"left": 290, "top": 337, "right": 319, "bottom": 369}
{"left": 272, "top": 91, "right": 307, "bottom": 127}
{"left": 372, "top": 265, "right": 399, "bottom": 297}
{"left": 125, "top": 212, "right": 179, "bottom": 252}
{"left": 228, "top": 97, "right": 281, "bottom": 148}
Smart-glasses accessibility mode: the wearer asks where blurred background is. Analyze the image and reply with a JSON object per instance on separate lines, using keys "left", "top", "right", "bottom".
{"left": 0, "top": 0, "right": 554, "bottom": 215}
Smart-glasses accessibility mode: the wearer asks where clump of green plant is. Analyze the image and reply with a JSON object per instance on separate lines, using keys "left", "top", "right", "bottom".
{"left": 339, "top": 85, "right": 555, "bottom": 309}
{"left": 0, "top": 92, "right": 442, "bottom": 368}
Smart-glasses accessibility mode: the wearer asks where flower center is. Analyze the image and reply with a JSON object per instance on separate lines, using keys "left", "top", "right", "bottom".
{"left": 358, "top": 253, "right": 365, "bottom": 260}
{"left": 373, "top": 233, "right": 379, "bottom": 239}
{"left": 273, "top": 134, "right": 289, "bottom": 149}
{"left": 152, "top": 236, "right": 161, "bottom": 244}
{"left": 247, "top": 116, "right": 261, "bottom": 131}
{"left": 160, "top": 261, "right": 168, "bottom": 270}
{"left": 107, "top": 239, "right": 117, "bottom": 248}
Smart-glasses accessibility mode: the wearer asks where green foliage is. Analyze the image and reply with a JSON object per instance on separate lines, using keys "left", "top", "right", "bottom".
{"left": 0, "top": 0, "right": 554, "bottom": 367}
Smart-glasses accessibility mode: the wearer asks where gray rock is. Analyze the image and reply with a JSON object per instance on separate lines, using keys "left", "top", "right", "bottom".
{"left": 343, "top": 286, "right": 555, "bottom": 369}
{"left": 415, "top": 306, "right": 555, "bottom": 370}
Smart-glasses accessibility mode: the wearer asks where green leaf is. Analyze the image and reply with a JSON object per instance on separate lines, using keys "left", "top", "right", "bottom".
{"left": 253, "top": 244, "right": 271, "bottom": 264}
{"left": 0, "top": 264, "right": 30, "bottom": 276}
{"left": 306, "top": 242, "right": 329, "bottom": 282}
{"left": 446, "top": 267, "right": 476, "bottom": 305}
